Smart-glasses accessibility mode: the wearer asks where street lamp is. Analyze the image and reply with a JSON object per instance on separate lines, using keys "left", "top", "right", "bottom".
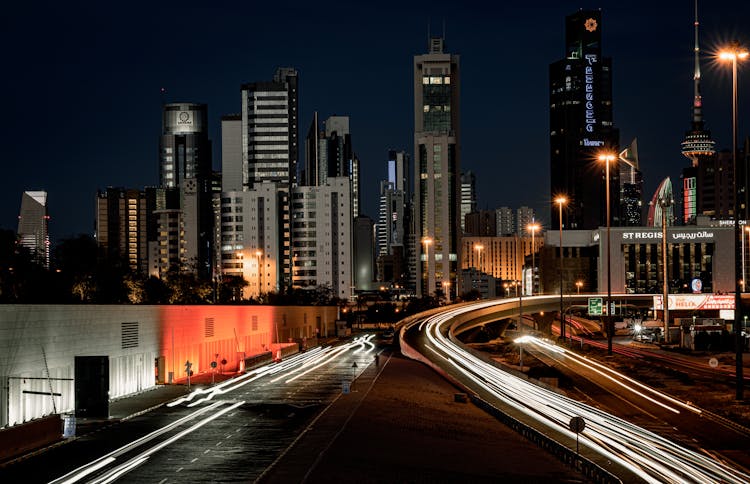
{"left": 474, "top": 243, "right": 484, "bottom": 273}
{"left": 555, "top": 196, "right": 567, "bottom": 340}
{"left": 255, "top": 250, "right": 263, "bottom": 298}
{"left": 422, "top": 237, "right": 433, "bottom": 296}
{"left": 527, "top": 222, "right": 541, "bottom": 296}
{"left": 719, "top": 41, "right": 748, "bottom": 400}
{"left": 598, "top": 152, "right": 616, "bottom": 355}
{"left": 442, "top": 281, "right": 451, "bottom": 303}
{"left": 576, "top": 280, "right": 583, "bottom": 294}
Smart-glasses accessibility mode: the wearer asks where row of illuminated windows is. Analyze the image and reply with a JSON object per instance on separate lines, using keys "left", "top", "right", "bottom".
{"left": 422, "top": 76, "right": 451, "bottom": 85}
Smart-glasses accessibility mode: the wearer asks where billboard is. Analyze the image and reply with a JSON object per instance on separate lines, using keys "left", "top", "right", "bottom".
{"left": 163, "top": 104, "right": 206, "bottom": 134}
{"left": 653, "top": 294, "right": 735, "bottom": 311}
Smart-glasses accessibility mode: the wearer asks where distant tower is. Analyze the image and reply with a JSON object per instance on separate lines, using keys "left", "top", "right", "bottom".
{"left": 619, "top": 139, "right": 643, "bottom": 226}
{"left": 647, "top": 178, "right": 674, "bottom": 227}
{"left": 414, "top": 36, "right": 461, "bottom": 298}
{"left": 517, "top": 206, "right": 536, "bottom": 236}
{"left": 496, "top": 207, "right": 514, "bottom": 236}
{"left": 17, "top": 191, "right": 49, "bottom": 268}
{"left": 680, "top": 1, "right": 716, "bottom": 223}
{"left": 460, "top": 171, "right": 477, "bottom": 232}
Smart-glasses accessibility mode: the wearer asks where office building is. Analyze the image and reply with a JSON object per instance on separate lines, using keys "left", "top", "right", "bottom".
{"left": 550, "top": 10, "right": 620, "bottom": 230}
{"left": 290, "top": 177, "right": 352, "bottom": 300}
{"left": 238, "top": 67, "right": 299, "bottom": 289}
{"left": 619, "top": 139, "right": 643, "bottom": 226}
{"left": 680, "top": 3, "right": 717, "bottom": 224}
{"left": 219, "top": 183, "right": 282, "bottom": 298}
{"left": 304, "top": 114, "right": 361, "bottom": 215}
{"left": 414, "top": 37, "right": 461, "bottom": 298}
{"left": 460, "top": 171, "right": 476, "bottom": 232}
{"left": 517, "top": 206, "right": 536, "bottom": 236}
{"left": 464, "top": 210, "right": 496, "bottom": 237}
{"left": 220, "top": 114, "right": 243, "bottom": 192}
{"left": 159, "top": 102, "right": 214, "bottom": 277}
{"left": 496, "top": 207, "right": 514, "bottom": 236}
{"left": 96, "top": 187, "right": 162, "bottom": 274}
{"left": 17, "top": 191, "right": 49, "bottom": 269}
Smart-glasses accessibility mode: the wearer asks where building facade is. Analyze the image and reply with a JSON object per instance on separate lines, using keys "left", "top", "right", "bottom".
{"left": 17, "top": 191, "right": 49, "bottom": 269}
{"left": 237, "top": 67, "right": 300, "bottom": 290}
{"left": 219, "top": 183, "right": 282, "bottom": 298}
{"left": 496, "top": 206, "right": 514, "bottom": 236}
{"left": 414, "top": 37, "right": 461, "bottom": 298}
{"left": 550, "top": 10, "right": 620, "bottom": 230}
{"left": 290, "top": 177, "right": 352, "bottom": 300}
{"left": 460, "top": 171, "right": 476, "bottom": 232}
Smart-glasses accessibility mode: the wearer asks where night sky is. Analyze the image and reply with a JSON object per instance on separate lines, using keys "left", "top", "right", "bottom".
{"left": 3, "top": 1, "right": 750, "bottom": 242}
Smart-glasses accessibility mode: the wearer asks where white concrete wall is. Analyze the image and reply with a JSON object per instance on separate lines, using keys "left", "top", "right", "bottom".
{"left": 0, "top": 305, "right": 337, "bottom": 427}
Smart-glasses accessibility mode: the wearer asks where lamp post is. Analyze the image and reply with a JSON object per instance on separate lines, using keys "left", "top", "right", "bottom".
{"left": 442, "top": 281, "right": 451, "bottom": 303}
{"left": 474, "top": 243, "right": 484, "bottom": 273}
{"left": 527, "top": 222, "right": 540, "bottom": 296}
{"left": 576, "top": 280, "right": 583, "bottom": 294}
{"left": 555, "top": 197, "right": 567, "bottom": 340}
{"left": 720, "top": 42, "right": 748, "bottom": 400}
{"left": 598, "top": 152, "right": 616, "bottom": 355}
{"left": 422, "top": 237, "right": 433, "bottom": 296}
{"left": 255, "top": 250, "right": 263, "bottom": 298}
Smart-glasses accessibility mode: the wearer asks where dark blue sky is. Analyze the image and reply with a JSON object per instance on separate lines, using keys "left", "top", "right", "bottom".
{"left": 3, "top": 1, "right": 750, "bottom": 241}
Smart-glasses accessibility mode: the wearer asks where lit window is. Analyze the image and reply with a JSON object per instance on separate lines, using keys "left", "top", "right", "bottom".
{"left": 430, "top": 76, "right": 442, "bottom": 84}
{"left": 423, "top": 105, "right": 430, "bottom": 112}
{"left": 422, "top": 76, "right": 430, "bottom": 84}
{"left": 444, "top": 76, "right": 450, "bottom": 84}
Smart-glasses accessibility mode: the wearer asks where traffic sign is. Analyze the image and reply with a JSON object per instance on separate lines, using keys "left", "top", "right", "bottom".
{"left": 569, "top": 416, "right": 586, "bottom": 433}
{"left": 588, "top": 297, "right": 603, "bottom": 316}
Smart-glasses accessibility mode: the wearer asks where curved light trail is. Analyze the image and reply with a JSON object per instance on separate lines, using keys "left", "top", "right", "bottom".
{"left": 403, "top": 301, "right": 749, "bottom": 484}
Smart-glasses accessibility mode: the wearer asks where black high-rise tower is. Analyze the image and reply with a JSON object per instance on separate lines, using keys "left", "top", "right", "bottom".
{"left": 550, "top": 10, "right": 620, "bottom": 229}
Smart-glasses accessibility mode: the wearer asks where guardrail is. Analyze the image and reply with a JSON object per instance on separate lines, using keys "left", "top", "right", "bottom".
{"left": 470, "top": 395, "right": 622, "bottom": 484}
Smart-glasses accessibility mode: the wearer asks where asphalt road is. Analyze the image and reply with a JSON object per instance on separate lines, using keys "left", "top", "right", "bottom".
{"left": 2, "top": 337, "right": 378, "bottom": 483}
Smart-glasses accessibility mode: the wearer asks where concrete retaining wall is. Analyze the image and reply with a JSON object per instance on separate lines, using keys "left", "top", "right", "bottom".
{"left": 0, "top": 305, "right": 337, "bottom": 428}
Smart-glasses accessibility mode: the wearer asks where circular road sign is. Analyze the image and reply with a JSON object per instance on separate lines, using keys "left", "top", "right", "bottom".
{"left": 708, "top": 357, "right": 719, "bottom": 368}
{"left": 569, "top": 416, "right": 586, "bottom": 434}
{"left": 210, "top": 361, "right": 217, "bottom": 369}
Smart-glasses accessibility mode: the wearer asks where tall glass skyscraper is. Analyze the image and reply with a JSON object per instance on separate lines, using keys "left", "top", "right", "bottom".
{"left": 549, "top": 10, "right": 620, "bottom": 230}
{"left": 414, "top": 37, "right": 461, "bottom": 298}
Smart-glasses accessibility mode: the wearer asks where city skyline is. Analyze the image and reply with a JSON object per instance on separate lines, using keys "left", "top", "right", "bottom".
{"left": 4, "top": 1, "right": 750, "bottom": 241}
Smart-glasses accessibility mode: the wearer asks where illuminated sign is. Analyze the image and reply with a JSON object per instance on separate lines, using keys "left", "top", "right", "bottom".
{"left": 583, "top": 138, "right": 604, "bottom": 147}
{"left": 621, "top": 231, "right": 714, "bottom": 241}
{"left": 653, "top": 294, "right": 735, "bottom": 311}
{"left": 584, "top": 54, "right": 597, "bottom": 133}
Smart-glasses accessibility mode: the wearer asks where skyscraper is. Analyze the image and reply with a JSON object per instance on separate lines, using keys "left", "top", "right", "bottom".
{"left": 304, "top": 114, "right": 361, "bottom": 215}
{"left": 680, "top": 2, "right": 717, "bottom": 224}
{"left": 619, "top": 139, "right": 643, "bottom": 226}
{"left": 17, "top": 191, "right": 49, "bottom": 268}
{"left": 414, "top": 37, "right": 461, "bottom": 298}
{"left": 496, "top": 207, "right": 514, "bottom": 236}
{"left": 239, "top": 67, "right": 299, "bottom": 289}
{"left": 158, "top": 102, "right": 214, "bottom": 277}
{"left": 460, "top": 171, "right": 476, "bottom": 232}
{"left": 550, "top": 10, "right": 620, "bottom": 230}
{"left": 160, "top": 103, "right": 211, "bottom": 189}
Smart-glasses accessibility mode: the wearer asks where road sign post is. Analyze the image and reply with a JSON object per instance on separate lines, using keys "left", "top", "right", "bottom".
{"left": 569, "top": 416, "right": 586, "bottom": 455}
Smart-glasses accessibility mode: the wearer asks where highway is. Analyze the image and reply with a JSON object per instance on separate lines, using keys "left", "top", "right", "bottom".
{"left": 401, "top": 299, "right": 750, "bottom": 484}
{"left": 7, "top": 336, "right": 378, "bottom": 483}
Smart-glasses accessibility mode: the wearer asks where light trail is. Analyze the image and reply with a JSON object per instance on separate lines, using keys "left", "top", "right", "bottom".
{"left": 404, "top": 299, "right": 750, "bottom": 484}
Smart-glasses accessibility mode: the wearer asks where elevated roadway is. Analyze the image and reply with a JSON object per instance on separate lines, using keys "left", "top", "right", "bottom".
{"left": 400, "top": 298, "right": 750, "bottom": 484}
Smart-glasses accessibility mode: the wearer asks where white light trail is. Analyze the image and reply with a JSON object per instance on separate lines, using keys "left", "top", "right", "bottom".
{"left": 405, "top": 299, "right": 750, "bottom": 484}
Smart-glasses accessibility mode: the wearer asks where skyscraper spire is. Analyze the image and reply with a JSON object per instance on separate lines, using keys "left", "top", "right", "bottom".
{"left": 681, "top": 0, "right": 715, "bottom": 166}
{"left": 692, "top": 0, "right": 703, "bottom": 129}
